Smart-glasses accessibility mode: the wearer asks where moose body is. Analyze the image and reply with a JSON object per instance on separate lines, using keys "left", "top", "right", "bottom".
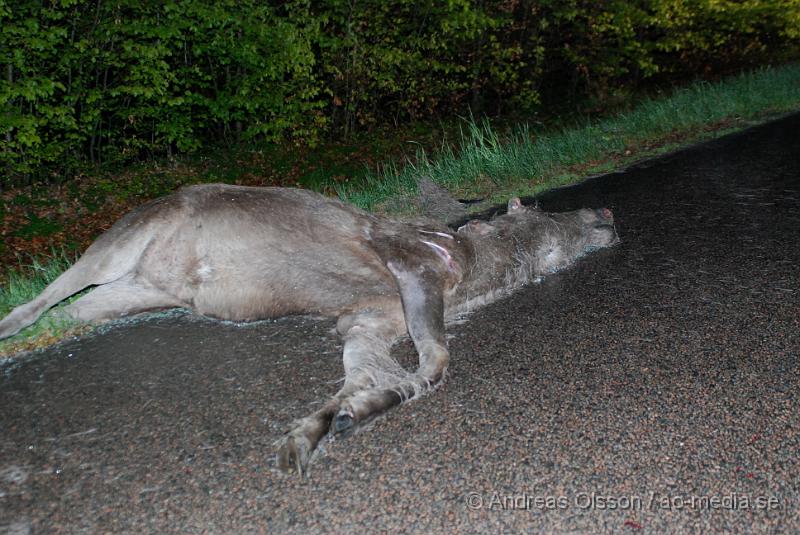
{"left": 0, "top": 183, "right": 618, "bottom": 474}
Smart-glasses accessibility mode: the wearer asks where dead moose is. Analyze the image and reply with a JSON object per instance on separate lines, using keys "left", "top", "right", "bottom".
{"left": 0, "top": 184, "right": 619, "bottom": 475}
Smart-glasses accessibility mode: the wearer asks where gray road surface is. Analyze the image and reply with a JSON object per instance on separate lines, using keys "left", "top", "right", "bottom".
{"left": 2, "top": 113, "right": 799, "bottom": 534}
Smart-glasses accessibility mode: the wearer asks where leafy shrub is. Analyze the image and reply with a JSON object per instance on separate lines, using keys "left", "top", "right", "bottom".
{"left": 1, "top": 0, "right": 798, "bottom": 185}
{"left": 0, "top": 0, "right": 324, "bottom": 182}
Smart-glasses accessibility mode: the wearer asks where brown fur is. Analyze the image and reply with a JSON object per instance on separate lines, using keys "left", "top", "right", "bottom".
{"left": 0, "top": 184, "right": 619, "bottom": 475}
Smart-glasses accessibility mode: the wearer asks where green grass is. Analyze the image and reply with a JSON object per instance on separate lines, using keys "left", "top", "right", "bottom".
{"left": 2, "top": 62, "right": 800, "bottom": 356}
{"left": 0, "top": 251, "right": 85, "bottom": 358}
{"left": 337, "top": 63, "right": 800, "bottom": 210}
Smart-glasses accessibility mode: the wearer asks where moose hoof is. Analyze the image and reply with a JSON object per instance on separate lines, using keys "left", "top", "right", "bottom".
{"left": 276, "top": 434, "right": 312, "bottom": 477}
{"left": 332, "top": 410, "right": 354, "bottom": 434}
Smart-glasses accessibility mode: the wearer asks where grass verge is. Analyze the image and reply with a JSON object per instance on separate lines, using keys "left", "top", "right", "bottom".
{"left": 0, "top": 251, "right": 89, "bottom": 359}
{"left": 338, "top": 63, "right": 800, "bottom": 210}
{"left": 3, "top": 62, "right": 800, "bottom": 357}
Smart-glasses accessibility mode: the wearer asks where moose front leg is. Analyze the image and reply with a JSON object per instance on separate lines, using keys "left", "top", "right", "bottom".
{"left": 332, "top": 262, "right": 450, "bottom": 436}
{"left": 276, "top": 258, "right": 451, "bottom": 475}
{"left": 275, "top": 306, "right": 405, "bottom": 476}
{"left": 275, "top": 398, "right": 342, "bottom": 477}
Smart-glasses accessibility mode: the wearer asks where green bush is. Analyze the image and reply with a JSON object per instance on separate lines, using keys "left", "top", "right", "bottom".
{"left": 312, "top": 0, "right": 545, "bottom": 133}
{"left": 0, "top": 0, "right": 324, "bottom": 181}
{"left": 1, "top": 0, "right": 798, "bottom": 185}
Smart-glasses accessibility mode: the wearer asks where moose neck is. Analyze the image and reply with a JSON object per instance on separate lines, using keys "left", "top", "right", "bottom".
{"left": 448, "top": 223, "right": 547, "bottom": 314}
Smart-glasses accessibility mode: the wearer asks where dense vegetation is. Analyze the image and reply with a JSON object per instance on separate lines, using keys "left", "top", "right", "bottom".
{"left": 2, "top": 0, "right": 799, "bottom": 185}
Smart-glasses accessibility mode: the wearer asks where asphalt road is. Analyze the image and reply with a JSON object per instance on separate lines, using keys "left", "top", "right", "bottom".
{"left": 2, "top": 113, "right": 799, "bottom": 534}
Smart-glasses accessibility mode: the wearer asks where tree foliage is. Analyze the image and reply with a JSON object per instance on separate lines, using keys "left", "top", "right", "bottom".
{"left": 1, "top": 0, "right": 798, "bottom": 183}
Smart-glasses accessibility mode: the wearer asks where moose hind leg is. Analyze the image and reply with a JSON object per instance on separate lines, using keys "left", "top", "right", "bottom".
{"left": 62, "top": 278, "right": 182, "bottom": 323}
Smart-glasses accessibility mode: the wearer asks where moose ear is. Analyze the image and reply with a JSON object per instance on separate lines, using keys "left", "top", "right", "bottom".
{"left": 507, "top": 197, "right": 524, "bottom": 213}
{"left": 457, "top": 219, "right": 494, "bottom": 235}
